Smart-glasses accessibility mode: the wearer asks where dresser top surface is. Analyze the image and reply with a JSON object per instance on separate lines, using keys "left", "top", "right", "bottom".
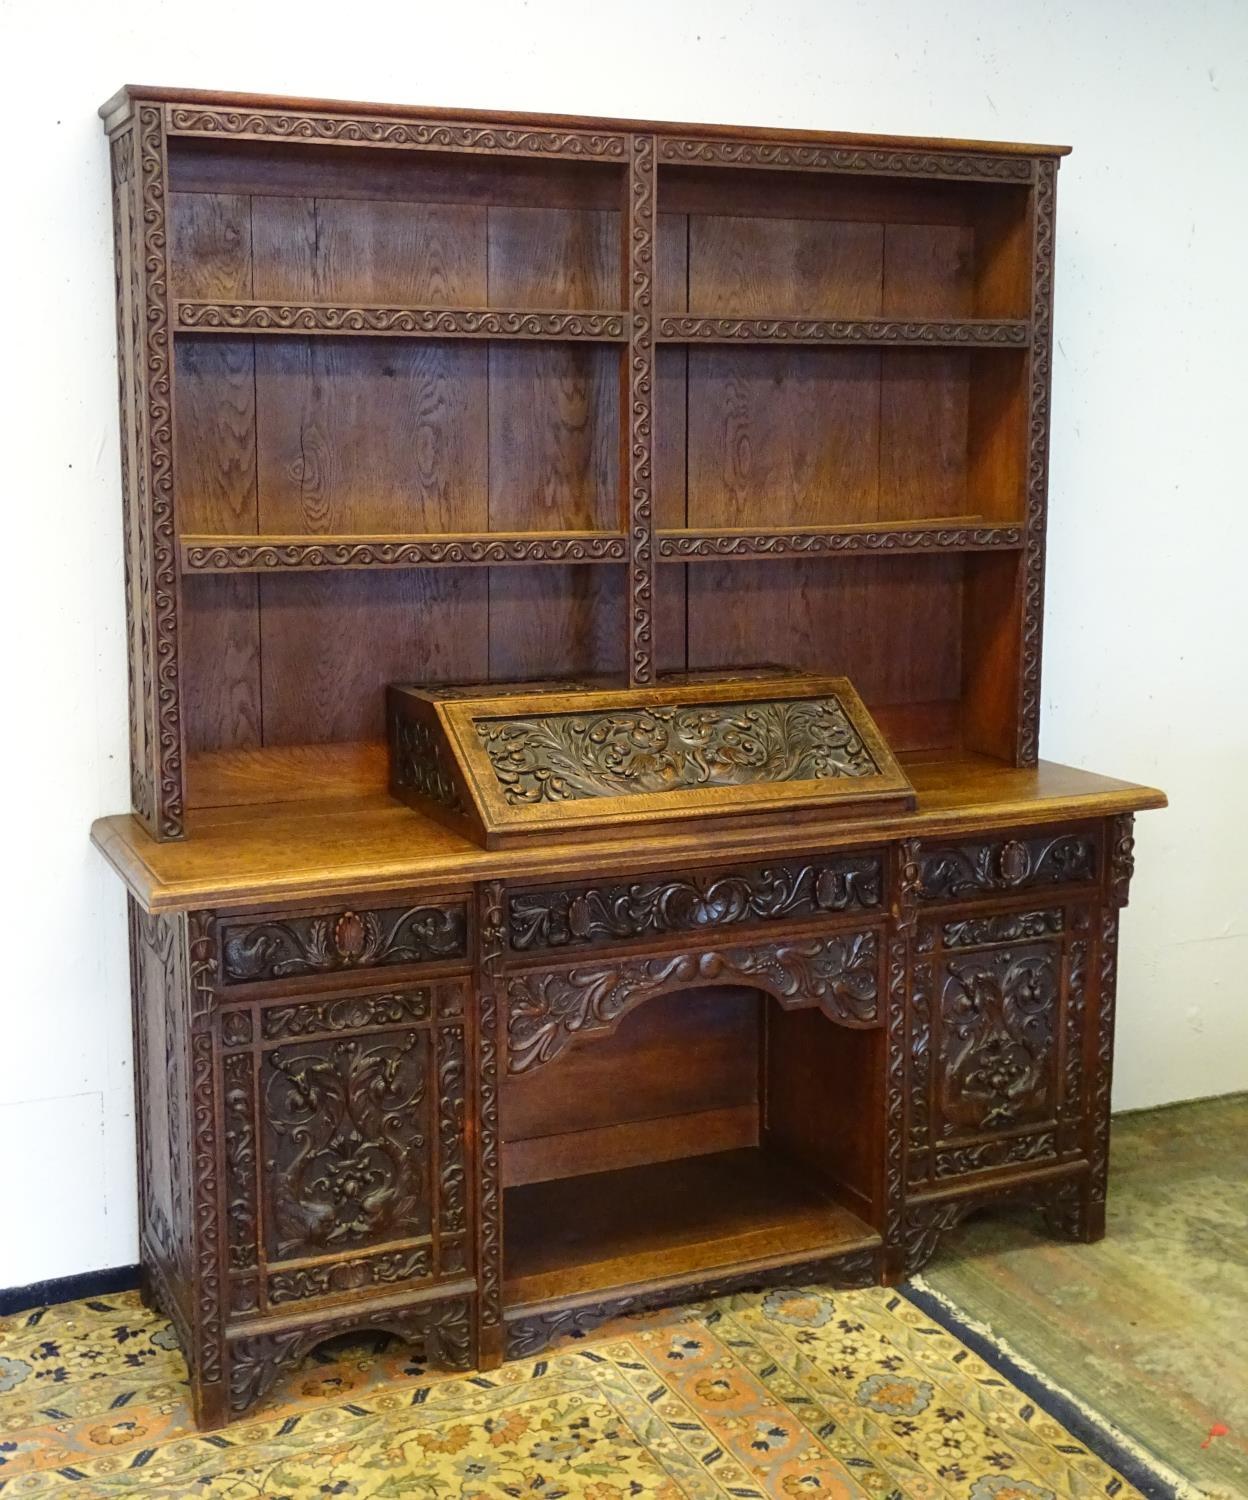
{"left": 93, "top": 754, "right": 1164, "bottom": 913}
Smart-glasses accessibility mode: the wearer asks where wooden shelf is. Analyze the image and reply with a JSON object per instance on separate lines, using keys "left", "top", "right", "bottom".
{"left": 658, "top": 519, "right": 1024, "bottom": 560}
{"left": 180, "top": 532, "right": 628, "bottom": 573}
{"left": 658, "top": 316, "right": 1030, "bottom": 347}
{"left": 503, "top": 1147, "right": 879, "bottom": 1308}
{"left": 174, "top": 301, "right": 628, "bottom": 340}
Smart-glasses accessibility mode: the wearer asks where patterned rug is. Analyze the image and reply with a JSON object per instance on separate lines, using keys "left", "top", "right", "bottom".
{"left": 0, "top": 1283, "right": 1180, "bottom": 1499}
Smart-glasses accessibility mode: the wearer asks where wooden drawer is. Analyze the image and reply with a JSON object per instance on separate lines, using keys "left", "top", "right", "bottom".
{"left": 917, "top": 827, "right": 1100, "bottom": 906}
{"left": 507, "top": 851, "right": 883, "bottom": 954}
{"left": 217, "top": 979, "right": 470, "bottom": 1321}
{"left": 218, "top": 898, "right": 469, "bottom": 987}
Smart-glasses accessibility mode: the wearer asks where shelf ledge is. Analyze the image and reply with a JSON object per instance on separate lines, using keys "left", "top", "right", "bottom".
{"left": 181, "top": 532, "right": 629, "bottom": 573}
{"left": 174, "top": 301, "right": 628, "bottom": 341}
{"left": 658, "top": 316, "right": 1029, "bottom": 347}
{"left": 658, "top": 521, "right": 1025, "bottom": 560}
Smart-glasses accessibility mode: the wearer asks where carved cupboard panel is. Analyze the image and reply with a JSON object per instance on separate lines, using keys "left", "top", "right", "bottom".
{"left": 218, "top": 981, "right": 470, "bottom": 1319}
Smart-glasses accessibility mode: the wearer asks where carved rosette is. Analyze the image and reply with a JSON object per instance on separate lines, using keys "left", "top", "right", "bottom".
{"left": 506, "top": 931, "right": 881, "bottom": 1073}
{"left": 627, "top": 133, "right": 656, "bottom": 686}
{"left": 1018, "top": 158, "right": 1057, "bottom": 765}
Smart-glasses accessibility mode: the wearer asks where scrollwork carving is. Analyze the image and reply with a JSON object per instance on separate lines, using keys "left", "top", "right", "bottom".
{"left": 476, "top": 696, "right": 877, "bottom": 805}
{"left": 184, "top": 534, "right": 627, "bottom": 573}
{"left": 267, "top": 1245, "right": 432, "bottom": 1307}
{"left": 659, "top": 316, "right": 1028, "bottom": 346}
{"left": 1018, "top": 158, "right": 1057, "bottom": 765}
{"left": 476, "top": 884, "right": 505, "bottom": 1342}
{"left": 222, "top": 1052, "right": 257, "bottom": 1273}
{"left": 222, "top": 902, "right": 467, "bottom": 984}
{"left": 437, "top": 1022, "right": 468, "bottom": 1239}
{"left": 657, "top": 135, "right": 1034, "bottom": 183}
{"left": 895, "top": 839, "right": 922, "bottom": 934}
{"left": 507, "top": 930, "right": 880, "bottom": 1074}
{"left": 1109, "top": 813, "right": 1135, "bottom": 907}
{"left": 628, "top": 133, "right": 656, "bottom": 685}
{"left": 1089, "top": 910, "right": 1119, "bottom": 1207}
{"left": 176, "top": 302, "right": 625, "bottom": 338}
{"left": 261, "top": 989, "right": 432, "bottom": 1041}
{"left": 919, "top": 832, "right": 1096, "bottom": 901}
{"left": 941, "top": 909, "right": 1062, "bottom": 948}
{"left": 508, "top": 854, "right": 882, "bottom": 951}
{"left": 933, "top": 1129, "right": 1057, "bottom": 1180}
{"left": 658, "top": 525, "right": 1022, "bottom": 558}
{"left": 168, "top": 106, "right": 626, "bottom": 159}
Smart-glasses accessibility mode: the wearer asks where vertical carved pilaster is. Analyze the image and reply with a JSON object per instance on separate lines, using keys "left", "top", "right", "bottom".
{"left": 184, "top": 910, "right": 226, "bottom": 1425}
{"left": 1018, "top": 157, "right": 1057, "bottom": 766}
{"left": 1108, "top": 813, "right": 1135, "bottom": 907}
{"left": 1088, "top": 907, "right": 1119, "bottom": 1225}
{"left": 895, "top": 838, "right": 922, "bottom": 934}
{"left": 625, "top": 133, "right": 656, "bottom": 685}
{"left": 476, "top": 882, "right": 505, "bottom": 1364}
{"left": 1060, "top": 907, "right": 1091, "bottom": 1155}
{"left": 882, "top": 929, "right": 909, "bottom": 1277}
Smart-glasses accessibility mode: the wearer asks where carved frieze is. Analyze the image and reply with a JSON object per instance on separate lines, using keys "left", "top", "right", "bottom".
{"left": 658, "top": 316, "right": 1028, "bottom": 346}
{"left": 261, "top": 989, "right": 433, "bottom": 1040}
{"left": 933, "top": 1129, "right": 1057, "bottom": 1180}
{"left": 175, "top": 302, "right": 625, "bottom": 338}
{"left": 185, "top": 534, "right": 627, "bottom": 573}
{"left": 262, "top": 1031, "right": 431, "bottom": 1262}
{"left": 221, "top": 903, "right": 467, "bottom": 984}
{"left": 509, "top": 853, "right": 882, "bottom": 951}
{"left": 656, "top": 135, "right": 1034, "bottom": 183}
{"left": 507, "top": 930, "right": 880, "bottom": 1073}
{"left": 938, "top": 943, "right": 1059, "bottom": 1135}
{"left": 267, "top": 1244, "right": 433, "bottom": 1307}
{"left": 919, "top": 832, "right": 1096, "bottom": 902}
{"left": 477, "top": 696, "right": 878, "bottom": 805}
{"left": 657, "top": 525, "right": 1023, "bottom": 558}
{"left": 627, "top": 132, "right": 656, "bottom": 686}
{"left": 476, "top": 884, "right": 505, "bottom": 1345}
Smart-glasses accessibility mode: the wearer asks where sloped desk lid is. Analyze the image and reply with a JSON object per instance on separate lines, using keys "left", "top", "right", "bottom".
{"left": 387, "top": 674, "right": 915, "bottom": 849}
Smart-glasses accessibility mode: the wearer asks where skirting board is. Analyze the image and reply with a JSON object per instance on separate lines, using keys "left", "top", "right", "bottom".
{"left": 0, "top": 1263, "right": 141, "bottom": 1316}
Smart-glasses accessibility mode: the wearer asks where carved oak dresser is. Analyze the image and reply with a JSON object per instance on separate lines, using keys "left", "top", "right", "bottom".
{"left": 92, "top": 85, "right": 1165, "bottom": 1429}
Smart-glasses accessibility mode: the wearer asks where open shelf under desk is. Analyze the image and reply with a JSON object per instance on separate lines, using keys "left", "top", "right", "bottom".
{"left": 179, "top": 531, "right": 628, "bottom": 573}
{"left": 173, "top": 301, "right": 629, "bottom": 340}
{"left": 502, "top": 1146, "right": 878, "bottom": 1310}
{"left": 658, "top": 518, "right": 1024, "bottom": 559}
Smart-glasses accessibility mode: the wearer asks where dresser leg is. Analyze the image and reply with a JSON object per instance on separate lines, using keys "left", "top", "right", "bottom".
{"left": 478, "top": 1322, "right": 505, "bottom": 1370}
{"left": 190, "top": 1373, "right": 231, "bottom": 1432}
{"left": 1041, "top": 1177, "right": 1105, "bottom": 1244}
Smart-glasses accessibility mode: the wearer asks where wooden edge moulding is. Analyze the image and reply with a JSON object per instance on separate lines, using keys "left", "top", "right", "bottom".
{"left": 95, "top": 84, "right": 1166, "bottom": 1433}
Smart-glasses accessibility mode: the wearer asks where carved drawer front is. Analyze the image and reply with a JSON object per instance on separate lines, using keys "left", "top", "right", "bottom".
{"left": 908, "top": 905, "right": 1093, "bottom": 1188}
{"left": 918, "top": 827, "right": 1099, "bottom": 905}
{"left": 219, "top": 982, "right": 469, "bottom": 1320}
{"left": 508, "top": 851, "right": 882, "bottom": 953}
{"left": 219, "top": 899, "right": 469, "bottom": 987}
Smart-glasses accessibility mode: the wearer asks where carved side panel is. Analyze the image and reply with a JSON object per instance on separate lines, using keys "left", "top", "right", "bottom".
{"left": 109, "top": 107, "right": 182, "bottom": 838}
{"left": 260, "top": 1029, "right": 433, "bottom": 1262}
{"left": 626, "top": 132, "right": 656, "bottom": 685}
{"left": 130, "top": 901, "right": 193, "bottom": 1341}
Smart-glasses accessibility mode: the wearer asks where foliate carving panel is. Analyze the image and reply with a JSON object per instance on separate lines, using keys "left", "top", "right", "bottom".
{"left": 221, "top": 903, "right": 467, "bottom": 984}
{"left": 941, "top": 909, "right": 1063, "bottom": 949}
{"left": 506, "top": 930, "right": 881, "bottom": 1073}
{"left": 919, "top": 831, "right": 1097, "bottom": 902}
{"left": 222, "top": 1052, "right": 257, "bottom": 1273}
{"left": 389, "top": 714, "right": 467, "bottom": 817}
{"left": 261, "top": 1030, "right": 432, "bottom": 1262}
{"left": 932, "top": 1129, "right": 1057, "bottom": 1180}
{"left": 477, "top": 696, "right": 878, "bottom": 806}
{"left": 1109, "top": 814, "right": 1136, "bottom": 907}
{"left": 938, "top": 942, "right": 1059, "bottom": 1137}
{"left": 261, "top": 988, "right": 433, "bottom": 1040}
{"left": 509, "top": 853, "right": 882, "bottom": 951}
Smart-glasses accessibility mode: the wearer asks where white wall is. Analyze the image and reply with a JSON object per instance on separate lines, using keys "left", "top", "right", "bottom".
{"left": 1, "top": 0, "right": 1244, "bottom": 1289}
